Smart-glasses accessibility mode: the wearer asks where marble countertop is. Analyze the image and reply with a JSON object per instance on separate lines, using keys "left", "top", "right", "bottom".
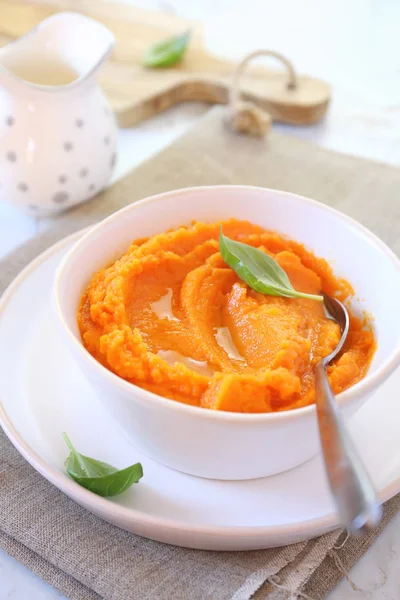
{"left": 1, "top": 0, "right": 399, "bottom": 598}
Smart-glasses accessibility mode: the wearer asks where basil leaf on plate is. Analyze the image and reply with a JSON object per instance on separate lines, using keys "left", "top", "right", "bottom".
{"left": 63, "top": 433, "right": 143, "bottom": 497}
{"left": 143, "top": 31, "right": 191, "bottom": 68}
{"left": 219, "top": 229, "right": 323, "bottom": 302}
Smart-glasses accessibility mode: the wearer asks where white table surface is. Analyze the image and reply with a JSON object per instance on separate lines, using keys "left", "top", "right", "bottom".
{"left": 1, "top": 1, "right": 400, "bottom": 598}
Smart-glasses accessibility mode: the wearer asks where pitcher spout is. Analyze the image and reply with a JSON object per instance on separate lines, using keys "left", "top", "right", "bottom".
{"left": 0, "top": 12, "right": 115, "bottom": 90}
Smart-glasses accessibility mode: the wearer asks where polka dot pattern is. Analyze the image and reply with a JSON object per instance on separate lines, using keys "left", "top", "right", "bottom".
{"left": 2, "top": 104, "right": 116, "bottom": 212}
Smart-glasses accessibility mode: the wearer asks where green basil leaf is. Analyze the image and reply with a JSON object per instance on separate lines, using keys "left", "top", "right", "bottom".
{"left": 63, "top": 433, "right": 143, "bottom": 497}
{"left": 219, "top": 229, "right": 323, "bottom": 302}
{"left": 66, "top": 464, "right": 143, "bottom": 497}
{"left": 143, "top": 31, "right": 191, "bottom": 68}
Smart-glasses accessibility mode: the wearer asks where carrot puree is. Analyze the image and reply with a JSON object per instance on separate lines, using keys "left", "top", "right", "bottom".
{"left": 77, "top": 220, "right": 375, "bottom": 413}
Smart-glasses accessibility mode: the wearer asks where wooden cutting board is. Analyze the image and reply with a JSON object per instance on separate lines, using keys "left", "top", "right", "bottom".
{"left": 0, "top": 0, "right": 331, "bottom": 128}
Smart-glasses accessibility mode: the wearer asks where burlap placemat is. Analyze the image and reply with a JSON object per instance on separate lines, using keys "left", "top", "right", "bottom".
{"left": 1, "top": 107, "right": 400, "bottom": 600}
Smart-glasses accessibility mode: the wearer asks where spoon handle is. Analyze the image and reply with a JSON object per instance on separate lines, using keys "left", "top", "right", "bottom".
{"left": 314, "top": 362, "right": 382, "bottom": 534}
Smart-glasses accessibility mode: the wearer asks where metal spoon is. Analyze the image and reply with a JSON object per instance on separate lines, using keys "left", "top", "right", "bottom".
{"left": 315, "top": 294, "right": 382, "bottom": 534}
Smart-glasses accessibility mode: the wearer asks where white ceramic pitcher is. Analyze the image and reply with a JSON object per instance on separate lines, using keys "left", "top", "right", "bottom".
{"left": 0, "top": 13, "right": 118, "bottom": 214}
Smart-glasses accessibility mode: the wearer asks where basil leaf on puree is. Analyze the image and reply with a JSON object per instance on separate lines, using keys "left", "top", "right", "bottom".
{"left": 219, "top": 229, "right": 323, "bottom": 302}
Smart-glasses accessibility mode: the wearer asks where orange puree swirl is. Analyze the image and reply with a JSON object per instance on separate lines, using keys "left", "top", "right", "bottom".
{"left": 77, "top": 220, "right": 375, "bottom": 412}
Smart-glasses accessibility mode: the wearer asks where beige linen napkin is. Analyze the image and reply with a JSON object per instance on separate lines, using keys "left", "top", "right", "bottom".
{"left": 1, "top": 107, "right": 400, "bottom": 600}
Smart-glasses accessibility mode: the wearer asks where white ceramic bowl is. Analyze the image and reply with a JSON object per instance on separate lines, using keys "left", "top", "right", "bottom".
{"left": 53, "top": 186, "right": 400, "bottom": 480}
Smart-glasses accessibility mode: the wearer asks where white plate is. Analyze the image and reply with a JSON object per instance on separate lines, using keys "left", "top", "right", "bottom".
{"left": 1, "top": 231, "right": 400, "bottom": 551}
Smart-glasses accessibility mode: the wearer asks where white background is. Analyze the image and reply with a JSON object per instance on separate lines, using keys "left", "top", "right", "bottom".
{"left": 1, "top": 0, "right": 400, "bottom": 598}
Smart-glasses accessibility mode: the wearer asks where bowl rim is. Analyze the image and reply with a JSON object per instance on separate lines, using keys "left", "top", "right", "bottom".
{"left": 53, "top": 184, "right": 400, "bottom": 424}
